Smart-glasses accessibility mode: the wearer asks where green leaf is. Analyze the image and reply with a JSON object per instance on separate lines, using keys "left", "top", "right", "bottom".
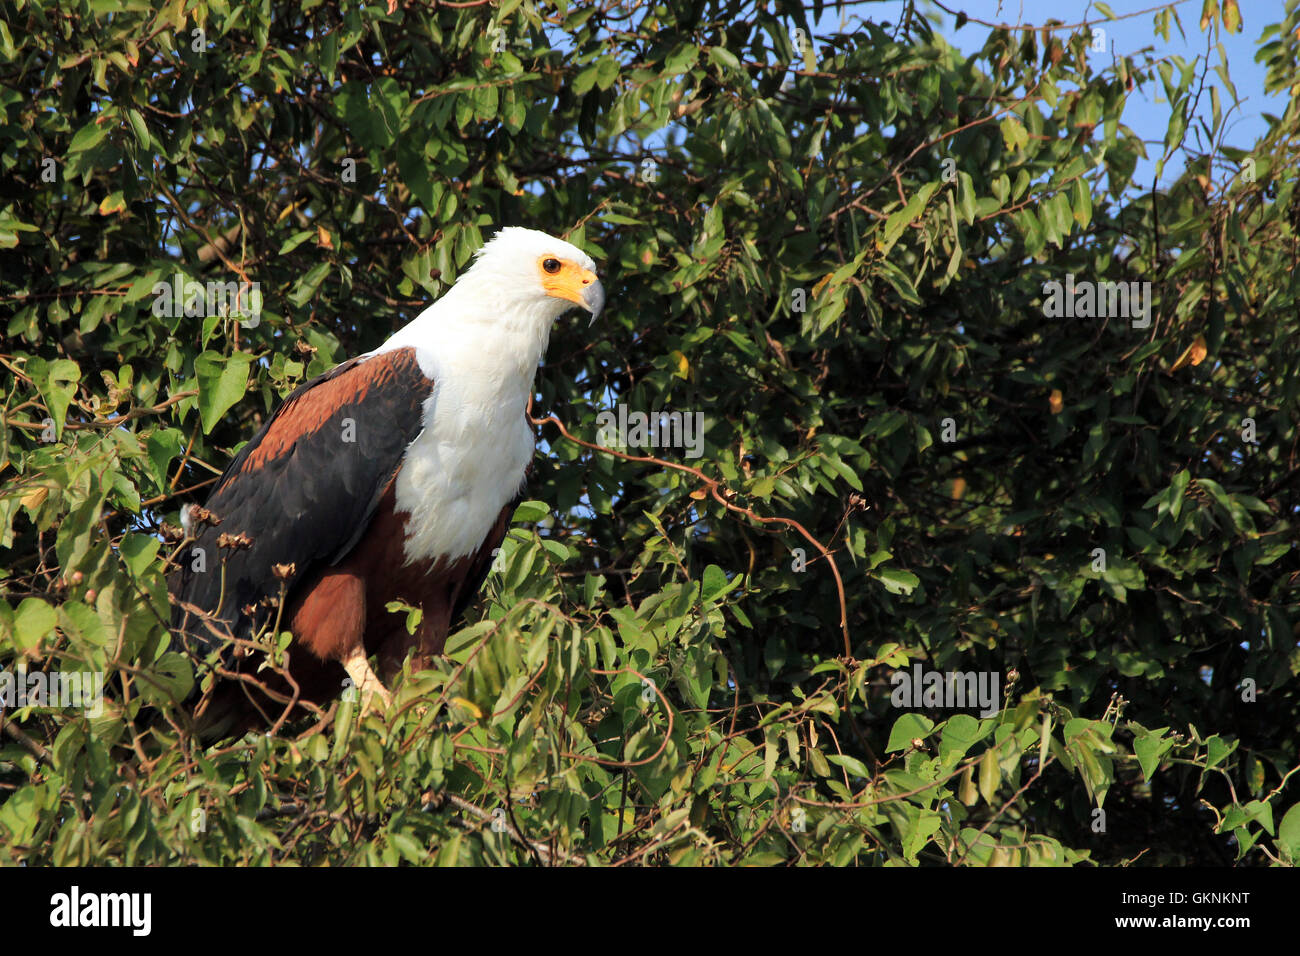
{"left": 939, "top": 714, "right": 985, "bottom": 766}
{"left": 512, "top": 500, "right": 551, "bottom": 523}
{"left": 595, "top": 56, "right": 620, "bottom": 90}
{"left": 31, "top": 358, "right": 81, "bottom": 439}
{"left": 277, "top": 229, "right": 316, "bottom": 255}
{"left": 1278, "top": 803, "right": 1300, "bottom": 860}
{"left": 699, "top": 564, "right": 735, "bottom": 602}
{"left": 573, "top": 62, "right": 601, "bottom": 95}
{"left": 886, "top": 713, "right": 935, "bottom": 752}
{"left": 68, "top": 119, "right": 108, "bottom": 155}
{"left": 663, "top": 45, "right": 699, "bottom": 76}
{"left": 999, "top": 114, "right": 1028, "bottom": 152}
{"left": 120, "top": 532, "right": 161, "bottom": 578}
{"left": 1204, "top": 735, "right": 1236, "bottom": 768}
{"left": 13, "top": 597, "right": 57, "bottom": 652}
{"left": 826, "top": 753, "right": 872, "bottom": 779}
{"left": 707, "top": 46, "right": 740, "bottom": 70}
{"left": 1133, "top": 728, "right": 1172, "bottom": 782}
{"left": 289, "top": 261, "right": 331, "bottom": 307}
{"left": 876, "top": 567, "right": 919, "bottom": 595}
{"left": 978, "top": 748, "right": 1000, "bottom": 804}
{"left": 194, "top": 350, "right": 253, "bottom": 434}
{"left": 127, "top": 108, "right": 150, "bottom": 149}
{"left": 136, "top": 652, "right": 194, "bottom": 706}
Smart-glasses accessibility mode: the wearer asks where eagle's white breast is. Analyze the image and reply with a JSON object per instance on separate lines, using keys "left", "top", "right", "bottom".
{"left": 392, "top": 350, "right": 534, "bottom": 564}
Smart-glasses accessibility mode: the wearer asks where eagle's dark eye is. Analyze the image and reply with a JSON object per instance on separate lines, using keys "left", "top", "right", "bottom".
{"left": 542, "top": 257, "right": 562, "bottom": 274}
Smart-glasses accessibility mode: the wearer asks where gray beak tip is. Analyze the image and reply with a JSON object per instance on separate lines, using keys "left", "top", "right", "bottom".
{"left": 583, "top": 280, "right": 605, "bottom": 326}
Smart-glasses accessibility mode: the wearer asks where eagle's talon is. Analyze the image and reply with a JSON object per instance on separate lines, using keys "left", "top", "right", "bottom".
{"left": 344, "top": 646, "right": 392, "bottom": 716}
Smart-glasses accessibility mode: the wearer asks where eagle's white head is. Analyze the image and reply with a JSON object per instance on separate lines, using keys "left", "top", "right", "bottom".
{"left": 377, "top": 225, "right": 603, "bottom": 371}
{"left": 467, "top": 226, "right": 604, "bottom": 324}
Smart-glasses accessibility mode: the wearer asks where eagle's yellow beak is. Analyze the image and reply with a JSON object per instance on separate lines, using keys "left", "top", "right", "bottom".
{"left": 581, "top": 279, "right": 605, "bottom": 325}
{"left": 541, "top": 258, "right": 603, "bottom": 323}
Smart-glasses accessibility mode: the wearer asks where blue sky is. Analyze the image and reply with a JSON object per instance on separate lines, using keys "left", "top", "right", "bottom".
{"left": 832, "top": 0, "right": 1288, "bottom": 188}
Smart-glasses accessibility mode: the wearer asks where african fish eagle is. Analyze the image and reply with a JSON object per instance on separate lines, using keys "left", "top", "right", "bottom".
{"left": 169, "top": 227, "right": 603, "bottom": 736}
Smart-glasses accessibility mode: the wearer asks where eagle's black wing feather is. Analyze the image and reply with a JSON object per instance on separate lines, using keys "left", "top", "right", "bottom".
{"left": 169, "top": 348, "right": 433, "bottom": 656}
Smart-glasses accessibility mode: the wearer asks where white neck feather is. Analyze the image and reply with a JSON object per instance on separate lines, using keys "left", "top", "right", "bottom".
{"left": 374, "top": 271, "right": 568, "bottom": 390}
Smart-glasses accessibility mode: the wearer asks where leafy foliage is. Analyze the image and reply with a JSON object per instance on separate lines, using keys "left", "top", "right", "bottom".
{"left": 1, "top": 0, "right": 1298, "bottom": 865}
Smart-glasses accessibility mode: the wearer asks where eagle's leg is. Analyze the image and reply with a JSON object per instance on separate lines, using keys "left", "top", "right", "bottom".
{"left": 374, "top": 595, "right": 453, "bottom": 684}
{"left": 342, "top": 645, "right": 392, "bottom": 713}
{"left": 288, "top": 568, "right": 391, "bottom": 713}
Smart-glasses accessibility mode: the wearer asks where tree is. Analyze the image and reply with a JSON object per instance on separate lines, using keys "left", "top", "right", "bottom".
{"left": 1, "top": 0, "right": 1297, "bottom": 866}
